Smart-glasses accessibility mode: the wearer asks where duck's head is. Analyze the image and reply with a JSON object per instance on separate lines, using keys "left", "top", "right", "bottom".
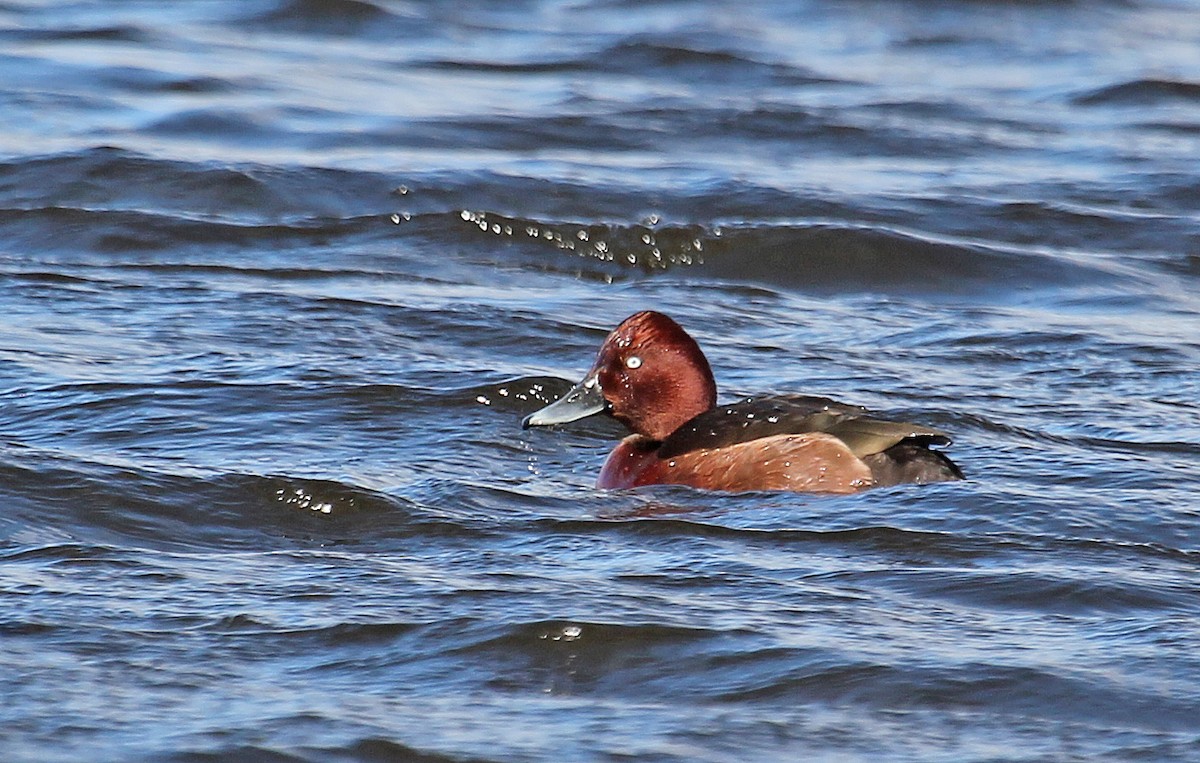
{"left": 522, "top": 311, "right": 717, "bottom": 441}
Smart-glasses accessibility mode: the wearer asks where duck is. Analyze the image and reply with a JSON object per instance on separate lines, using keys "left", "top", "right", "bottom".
{"left": 522, "top": 310, "right": 963, "bottom": 493}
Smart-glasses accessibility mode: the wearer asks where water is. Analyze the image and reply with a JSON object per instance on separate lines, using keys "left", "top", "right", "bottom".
{"left": 2, "top": 1, "right": 1199, "bottom": 761}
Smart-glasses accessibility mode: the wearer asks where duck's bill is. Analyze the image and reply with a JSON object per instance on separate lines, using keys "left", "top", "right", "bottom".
{"left": 521, "top": 375, "right": 608, "bottom": 428}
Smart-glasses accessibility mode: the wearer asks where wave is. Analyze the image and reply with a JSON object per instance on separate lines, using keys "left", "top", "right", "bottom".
{"left": 0, "top": 446, "right": 438, "bottom": 551}
{"left": 3, "top": 148, "right": 1181, "bottom": 303}
{"left": 240, "top": 0, "right": 416, "bottom": 39}
{"left": 0, "top": 206, "right": 384, "bottom": 258}
{"left": 1074, "top": 78, "right": 1200, "bottom": 106}
{"left": 164, "top": 737, "right": 497, "bottom": 763}
{"left": 1, "top": 22, "right": 152, "bottom": 44}
{"left": 416, "top": 37, "right": 837, "bottom": 87}
{"left": 0, "top": 147, "right": 398, "bottom": 222}
{"left": 441, "top": 208, "right": 1139, "bottom": 297}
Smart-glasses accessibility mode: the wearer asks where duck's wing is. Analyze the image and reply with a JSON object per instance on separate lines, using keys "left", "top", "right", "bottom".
{"left": 657, "top": 394, "right": 951, "bottom": 460}
{"left": 823, "top": 416, "right": 951, "bottom": 458}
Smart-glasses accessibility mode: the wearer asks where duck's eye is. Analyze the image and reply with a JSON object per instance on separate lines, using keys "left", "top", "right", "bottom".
{"left": 625, "top": 355, "right": 642, "bottom": 369}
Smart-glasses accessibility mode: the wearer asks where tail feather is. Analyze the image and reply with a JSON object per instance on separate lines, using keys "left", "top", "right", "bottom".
{"left": 862, "top": 442, "right": 964, "bottom": 487}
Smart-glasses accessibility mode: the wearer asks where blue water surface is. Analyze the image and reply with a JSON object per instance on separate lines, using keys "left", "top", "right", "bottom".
{"left": 1, "top": 1, "right": 1199, "bottom": 761}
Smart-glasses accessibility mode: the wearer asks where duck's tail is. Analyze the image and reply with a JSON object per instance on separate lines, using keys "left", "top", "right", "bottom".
{"left": 862, "top": 441, "right": 964, "bottom": 486}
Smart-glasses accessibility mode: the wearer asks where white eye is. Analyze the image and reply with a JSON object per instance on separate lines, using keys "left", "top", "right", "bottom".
{"left": 625, "top": 355, "right": 642, "bottom": 369}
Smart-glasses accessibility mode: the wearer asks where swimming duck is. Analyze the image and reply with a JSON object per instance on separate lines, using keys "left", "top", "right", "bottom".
{"left": 522, "top": 311, "right": 962, "bottom": 493}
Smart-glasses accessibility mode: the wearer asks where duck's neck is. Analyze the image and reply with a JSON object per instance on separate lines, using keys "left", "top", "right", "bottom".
{"left": 639, "top": 372, "right": 716, "bottom": 442}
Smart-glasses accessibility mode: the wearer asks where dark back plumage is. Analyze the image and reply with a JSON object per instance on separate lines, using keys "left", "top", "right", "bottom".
{"left": 658, "top": 394, "right": 952, "bottom": 461}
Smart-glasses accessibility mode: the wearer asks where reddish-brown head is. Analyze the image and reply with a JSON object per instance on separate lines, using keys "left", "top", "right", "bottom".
{"left": 523, "top": 311, "right": 718, "bottom": 441}
{"left": 588, "top": 311, "right": 717, "bottom": 440}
